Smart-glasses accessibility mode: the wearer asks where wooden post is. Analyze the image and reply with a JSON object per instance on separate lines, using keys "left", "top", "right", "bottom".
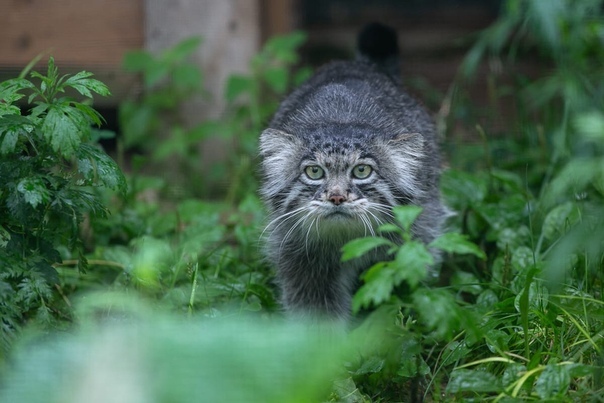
{"left": 145, "top": 0, "right": 260, "bottom": 188}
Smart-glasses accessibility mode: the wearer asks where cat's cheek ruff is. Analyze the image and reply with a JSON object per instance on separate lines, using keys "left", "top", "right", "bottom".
{"left": 382, "top": 133, "right": 427, "bottom": 199}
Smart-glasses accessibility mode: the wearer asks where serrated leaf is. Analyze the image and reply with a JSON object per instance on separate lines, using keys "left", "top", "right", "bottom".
{"left": 0, "top": 128, "right": 19, "bottom": 154}
{"left": 446, "top": 369, "right": 502, "bottom": 393}
{"left": 73, "top": 102, "right": 104, "bottom": 126}
{"left": 535, "top": 364, "right": 570, "bottom": 399}
{"left": 352, "top": 262, "right": 394, "bottom": 312}
{"left": 429, "top": 232, "right": 486, "bottom": 259}
{"left": 393, "top": 240, "right": 432, "bottom": 287}
{"left": 41, "top": 103, "right": 96, "bottom": 158}
{"left": 64, "top": 71, "right": 111, "bottom": 98}
{"left": 77, "top": 143, "right": 127, "bottom": 194}
{"left": 41, "top": 105, "right": 81, "bottom": 157}
{"left": 16, "top": 177, "right": 50, "bottom": 208}
{"left": 392, "top": 205, "right": 423, "bottom": 232}
{"left": 341, "top": 237, "right": 392, "bottom": 262}
{"left": 0, "top": 115, "right": 34, "bottom": 154}
{"left": 412, "top": 288, "right": 461, "bottom": 339}
{"left": 0, "top": 78, "right": 35, "bottom": 106}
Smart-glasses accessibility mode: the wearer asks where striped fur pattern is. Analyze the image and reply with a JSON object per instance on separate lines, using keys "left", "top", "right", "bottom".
{"left": 259, "top": 23, "right": 448, "bottom": 320}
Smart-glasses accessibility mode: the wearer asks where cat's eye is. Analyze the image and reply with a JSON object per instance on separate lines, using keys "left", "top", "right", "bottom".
{"left": 304, "top": 165, "right": 325, "bottom": 180}
{"left": 352, "top": 164, "right": 373, "bottom": 179}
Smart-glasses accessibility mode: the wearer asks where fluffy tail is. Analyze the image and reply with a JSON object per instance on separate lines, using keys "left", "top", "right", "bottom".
{"left": 356, "top": 22, "right": 401, "bottom": 80}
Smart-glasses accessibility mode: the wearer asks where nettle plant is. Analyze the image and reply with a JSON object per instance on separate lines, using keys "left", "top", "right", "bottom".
{"left": 0, "top": 58, "right": 125, "bottom": 350}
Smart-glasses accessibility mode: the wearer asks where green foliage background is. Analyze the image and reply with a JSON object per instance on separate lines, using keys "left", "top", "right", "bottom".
{"left": 1, "top": 0, "right": 603, "bottom": 401}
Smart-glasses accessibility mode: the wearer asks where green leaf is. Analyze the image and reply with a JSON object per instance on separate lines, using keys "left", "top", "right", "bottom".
{"left": 144, "top": 62, "right": 170, "bottom": 88}
{"left": 0, "top": 128, "right": 19, "bottom": 154}
{"left": 484, "top": 329, "right": 510, "bottom": 353}
{"left": 263, "top": 67, "right": 288, "bottom": 94}
{"left": 542, "top": 202, "right": 580, "bottom": 241}
{"left": 451, "top": 271, "right": 482, "bottom": 295}
{"left": 16, "top": 177, "right": 50, "bottom": 208}
{"left": 63, "top": 71, "right": 111, "bottom": 98}
{"left": 393, "top": 240, "right": 432, "bottom": 287}
{"left": 535, "top": 364, "right": 570, "bottom": 399}
{"left": 514, "top": 280, "right": 549, "bottom": 313}
{"left": 123, "top": 50, "right": 154, "bottom": 72}
{"left": 398, "top": 336, "right": 430, "bottom": 377}
{"left": 574, "top": 111, "right": 604, "bottom": 142}
{"left": 293, "top": 66, "right": 313, "bottom": 86}
{"left": 476, "top": 289, "right": 499, "bottom": 310}
{"left": 77, "top": 143, "right": 127, "bottom": 194}
{"left": 264, "top": 31, "right": 307, "bottom": 63}
{"left": 511, "top": 246, "right": 535, "bottom": 272}
{"left": 392, "top": 205, "right": 423, "bottom": 233}
{"left": 429, "top": 232, "right": 486, "bottom": 259}
{"left": 173, "top": 64, "right": 202, "bottom": 90}
{"left": 225, "top": 75, "right": 254, "bottom": 102}
{"left": 73, "top": 102, "right": 104, "bottom": 127}
{"left": 412, "top": 288, "right": 463, "bottom": 339}
{"left": 352, "top": 262, "right": 395, "bottom": 313}
{"left": 440, "top": 169, "right": 488, "bottom": 208}
{"left": 0, "top": 115, "right": 34, "bottom": 154}
{"left": 41, "top": 105, "right": 84, "bottom": 157}
{"left": 162, "top": 36, "right": 202, "bottom": 63}
{"left": 0, "top": 78, "right": 35, "bottom": 107}
{"left": 446, "top": 369, "right": 502, "bottom": 393}
{"left": 502, "top": 363, "right": 527, "bottom": 387}
{"left": 377, "top": 223, "right": 401, "bottom": 234}
{"left": 353, "top": 356, "right": 385, "bottom": 376}
{"left": 341, "top": 237, "right": 392, "bottom": 262}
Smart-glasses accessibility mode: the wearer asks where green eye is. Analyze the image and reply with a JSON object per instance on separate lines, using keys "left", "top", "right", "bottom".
{"left": 304, "top": 165, "right": 324, "bottom": 180}
{"left": 352, "top": 164, "right": 372, "bottom": 179}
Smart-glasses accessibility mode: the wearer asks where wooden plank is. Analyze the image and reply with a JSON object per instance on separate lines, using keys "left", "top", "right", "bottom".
{"left": 0, "top": 0, "right": 144, "bottom": 106}
{"left": 260, "top": 0, "right": 297, "bottom": 40}
{"left": 0, "top": 0, "right": 144, "bottom": 68}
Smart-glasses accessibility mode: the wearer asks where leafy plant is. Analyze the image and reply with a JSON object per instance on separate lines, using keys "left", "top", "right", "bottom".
{"left": 118, "top": 32, "right": 310, "bottom": 201}
{"left": 0, "top": 58, "right": 125, "bottom": 354}
{"left": 2, "top": 3, "right": 603, "bottom": 401}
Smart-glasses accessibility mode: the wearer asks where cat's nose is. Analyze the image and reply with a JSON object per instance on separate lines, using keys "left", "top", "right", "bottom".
{"left": 329, "top": 193, "right": 347, "bottom": 205}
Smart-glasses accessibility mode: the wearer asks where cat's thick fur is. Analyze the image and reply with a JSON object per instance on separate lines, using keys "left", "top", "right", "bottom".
{"left": 259, "top": 23, "right": 447, "bottom": 320}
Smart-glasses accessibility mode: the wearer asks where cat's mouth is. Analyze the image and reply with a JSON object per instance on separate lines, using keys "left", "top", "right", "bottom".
{"left": 322, "top": 208, "right": 354, "bottom": 219}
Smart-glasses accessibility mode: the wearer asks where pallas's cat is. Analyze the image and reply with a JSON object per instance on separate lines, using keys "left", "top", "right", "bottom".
{"left": 259, "top": 23, "right": 448, "bottom": 320}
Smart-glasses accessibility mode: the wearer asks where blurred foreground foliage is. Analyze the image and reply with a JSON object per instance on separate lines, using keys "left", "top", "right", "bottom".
{"left": 1, "top": 0, "right": 603, "bottom": 401}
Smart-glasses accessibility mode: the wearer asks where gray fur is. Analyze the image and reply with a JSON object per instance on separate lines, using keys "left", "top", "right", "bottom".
{"left": 259, "top": 24, "right": 448, "bottom": 320}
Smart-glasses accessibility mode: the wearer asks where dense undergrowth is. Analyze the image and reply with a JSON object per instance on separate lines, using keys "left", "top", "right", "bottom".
{"left": 1, "top": 0, "right": 603, "bottom": 401}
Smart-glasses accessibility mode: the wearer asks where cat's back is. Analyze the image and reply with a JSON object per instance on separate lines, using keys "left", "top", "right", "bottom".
{"left": 269, "top": 59, "right": 434, "bottom": 142}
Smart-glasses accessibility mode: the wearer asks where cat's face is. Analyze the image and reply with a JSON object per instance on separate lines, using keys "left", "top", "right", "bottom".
{"left": 260, "top": 127, "right": 425, "bottom": 243}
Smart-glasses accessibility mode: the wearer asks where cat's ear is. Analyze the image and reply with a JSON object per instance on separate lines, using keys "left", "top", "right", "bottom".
{"left": 388, "top": 132, "right": 424, "bottom": 158}
{"left": 259, "top": 128, "right": 300, "bottom": 157}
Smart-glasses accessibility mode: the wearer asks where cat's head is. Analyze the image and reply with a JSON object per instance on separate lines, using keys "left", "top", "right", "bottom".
{"left": 259, "top": 126, "right": 425, "bottom": 241}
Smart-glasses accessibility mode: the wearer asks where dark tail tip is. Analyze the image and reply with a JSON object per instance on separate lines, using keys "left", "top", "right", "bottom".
{"left": 357, "top": 22, "right": 399, "bottom": 61}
